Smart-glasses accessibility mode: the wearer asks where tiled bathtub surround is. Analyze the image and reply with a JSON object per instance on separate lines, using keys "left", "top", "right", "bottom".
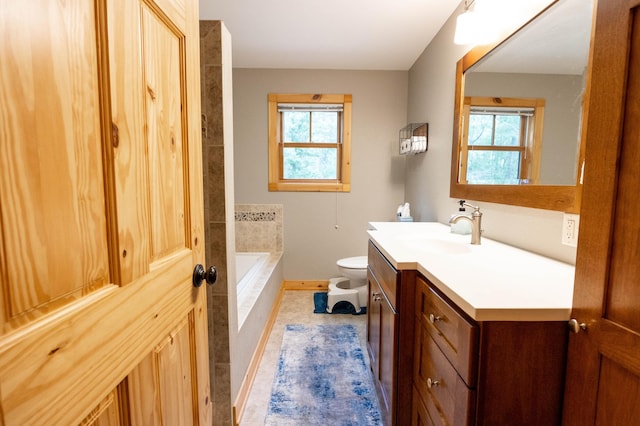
{"left": 235, "top": 204, "right": 283, "bottom": 253}
{"left": 235, "top": 204, "right": 284, "bottom": 329}
{"left": 232, "top": 205, "right": 284, "bottom": 422}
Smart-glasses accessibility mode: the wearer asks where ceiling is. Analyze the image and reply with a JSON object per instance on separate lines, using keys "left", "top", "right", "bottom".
{"left": 198, "top": 0, "right": 461, "bottom": 70}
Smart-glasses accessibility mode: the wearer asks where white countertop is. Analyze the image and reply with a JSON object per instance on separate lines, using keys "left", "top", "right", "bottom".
{"left": 367, "top": 222, "right": 575, "bottom": 322}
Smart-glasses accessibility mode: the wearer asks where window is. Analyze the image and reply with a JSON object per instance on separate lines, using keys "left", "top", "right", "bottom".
{"left": 460, "top": 97, "right": 545, "bottom": 185}
{"left": 268, "top": 93, "right": 352, "bottom": 192}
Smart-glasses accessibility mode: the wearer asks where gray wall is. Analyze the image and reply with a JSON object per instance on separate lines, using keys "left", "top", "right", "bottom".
{"left": 232, "top": 69, "right": 408, "bottom": 279}
{"left": 405, "top": 3, "right": 577, "bottom": 264}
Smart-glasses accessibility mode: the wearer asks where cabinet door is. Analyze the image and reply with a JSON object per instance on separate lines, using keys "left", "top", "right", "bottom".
{"left": 563, "top": 0, "right": 640, "bottom": 423}
{"left": 0, "top": 0, "right": 210, "bottom": 423}
{"left": 412, "top": 387, "right": 436, "bottom": 426}
{"left": 379, "top": 289, "right": 398, "bottom": 420}
{"left": 368, "top": 274, "right": 398, "bottom": 425}
{"left": 368, "top": 273, "right": 381, "bottom": 377}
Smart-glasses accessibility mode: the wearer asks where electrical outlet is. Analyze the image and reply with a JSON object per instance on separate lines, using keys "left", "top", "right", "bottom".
{"left": 562, "top": 213, "right": 580, "bottom": 247}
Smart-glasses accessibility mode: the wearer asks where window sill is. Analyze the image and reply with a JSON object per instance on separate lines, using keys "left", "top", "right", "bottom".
{"left": 268, "top": 182, "right": 350, "bottom": 192}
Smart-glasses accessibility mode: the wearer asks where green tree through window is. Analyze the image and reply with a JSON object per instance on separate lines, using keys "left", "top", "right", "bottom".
{"left": 460, "top": 96, "right": 544, "bottom": 185}
{"left": 268, "top": 94, "right": 352, "bottom": 192}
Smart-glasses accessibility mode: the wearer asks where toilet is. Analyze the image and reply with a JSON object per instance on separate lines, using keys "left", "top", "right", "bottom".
{"left": 326, "top": 256, "right": 368, "bottom": 313}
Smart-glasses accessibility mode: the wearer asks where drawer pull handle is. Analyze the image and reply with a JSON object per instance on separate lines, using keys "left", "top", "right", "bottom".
{"left": 372, "top": 292, "right": 382, "bottom": 302}
{"left": 429, "top": 313, "right": 442, "bottom": 323}
{"left": 427, "top": 378, "right": 440, "bottom": 389}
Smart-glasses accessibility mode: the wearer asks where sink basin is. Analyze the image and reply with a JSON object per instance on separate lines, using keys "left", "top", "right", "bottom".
{"left": 404, "top": 238, "right": 471, "bottom": 255}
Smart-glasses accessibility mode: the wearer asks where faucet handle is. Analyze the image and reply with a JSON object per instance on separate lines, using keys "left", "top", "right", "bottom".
{"left": 460, "top": 200, "right": 480, "bottom": 213}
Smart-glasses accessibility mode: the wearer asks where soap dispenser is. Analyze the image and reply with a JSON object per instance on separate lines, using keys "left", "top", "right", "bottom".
{"left": 450, "top": 201, "right": 472, "bottom": 234}
{"left": 397, "top": 202, "right": 413, "bottom": 222}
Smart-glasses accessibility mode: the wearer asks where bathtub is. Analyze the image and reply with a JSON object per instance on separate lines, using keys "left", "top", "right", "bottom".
{"left": 236, "top": 252, "right": 269, "bottom": 297}
{"left": 235, "top": 251, "right": 282, "bottom": 330}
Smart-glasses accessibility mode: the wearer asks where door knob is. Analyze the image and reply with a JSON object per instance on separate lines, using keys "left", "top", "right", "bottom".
{"left": 568, "top": 318, "right": 586, "bottom": 334}
{"left": 192, "top": 264, "right": 217, "bottom": 287}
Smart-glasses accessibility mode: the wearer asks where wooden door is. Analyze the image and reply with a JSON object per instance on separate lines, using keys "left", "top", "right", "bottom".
{"left": 0, "top": 0, "right": 211, "bottom": 424}
{"left": 563, "top": 0, "right": 640, "bottom": 423}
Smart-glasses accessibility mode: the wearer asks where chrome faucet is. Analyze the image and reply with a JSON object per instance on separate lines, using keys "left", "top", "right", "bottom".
{"left": 449, "top": 200, "right": 482, "bottom": 245}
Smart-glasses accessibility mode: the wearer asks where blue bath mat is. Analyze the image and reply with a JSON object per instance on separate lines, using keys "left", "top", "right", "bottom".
{"left": 313, "top": 292, "right": 366, "bottom": 315}
{"left": 265, "top": 324, "right": 382, "bottom": 425}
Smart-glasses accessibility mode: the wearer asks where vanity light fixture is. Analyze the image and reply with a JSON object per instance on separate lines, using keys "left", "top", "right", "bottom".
{"left": 455, "top": 0, "right": 553, "bottom": 46}
{"left": 454, "top": 0, "right": 479, "bottom": 45}
{"left": 454, "top": 0, "right": 499, "bottom": 45}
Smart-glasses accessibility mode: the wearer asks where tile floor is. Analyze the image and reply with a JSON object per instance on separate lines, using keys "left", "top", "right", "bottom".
{"left": 239, "top": 290, "right": 368, "bottom": 425}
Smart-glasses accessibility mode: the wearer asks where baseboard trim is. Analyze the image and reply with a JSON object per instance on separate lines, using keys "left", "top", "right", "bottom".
{"left": 232, "top": 284, "right": 286, "bottom": 426}
{"left": 282, "top": 280, "right": 329, "bottom": 291}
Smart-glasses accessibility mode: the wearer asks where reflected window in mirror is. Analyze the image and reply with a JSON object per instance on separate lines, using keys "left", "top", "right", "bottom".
{"left": 449, "top": 0, "right": 595, "bottom": 212}
{"left": 461, "top": 97, "right": 544, "bottom": 185}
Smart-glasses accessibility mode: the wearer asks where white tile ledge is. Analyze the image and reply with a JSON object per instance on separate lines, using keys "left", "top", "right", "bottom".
{"left": 367, "top": 222, "right": 575, "bottom": 322}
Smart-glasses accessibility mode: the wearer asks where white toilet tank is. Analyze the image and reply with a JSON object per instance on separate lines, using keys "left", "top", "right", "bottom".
{"left": 336, "top": 256, "right": 368, "bottom": 282}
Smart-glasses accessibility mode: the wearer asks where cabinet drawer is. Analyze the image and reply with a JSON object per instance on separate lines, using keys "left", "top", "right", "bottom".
{"left": 415, "top": 276, "right": 478, "bottom": 386}
{"left": 368, "top": 241, "right": 398, "bottom": 309}
{"left": 412, "top": 386, "right": 436, "bottom": 426}
{"left": 414, "top": 323, "right": 475, "bottom": 426}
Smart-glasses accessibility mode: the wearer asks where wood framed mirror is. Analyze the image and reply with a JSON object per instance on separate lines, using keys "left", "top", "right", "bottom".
{"left": 450, "top": 0, "right": 594, "bottom": 212}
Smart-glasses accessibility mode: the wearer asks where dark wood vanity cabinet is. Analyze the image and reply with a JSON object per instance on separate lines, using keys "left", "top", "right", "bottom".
{"left": 367, "top": 269, "right": 397, "bottom": 424}
{"left": 413, "top": 275, "right": 568, "bottom": 426}
{"left": 367, "top": 241, "right": 416, "bottom": 426}
{"left": 413, "top": 276, "right": 476, "bottom": 426}
{"left": 368, "top": 239, "right": 568, "bottom": 425}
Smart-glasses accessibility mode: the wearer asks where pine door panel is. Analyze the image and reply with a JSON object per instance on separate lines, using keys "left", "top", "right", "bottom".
{"left": 0, "top": 0, "right": 109, "bottom": 328}
{"left": 0, "top": 0, "right": 210, "bottom": 423}
{"left": 0, "top": 253, "right": 197, "bottom": 424}
{"left": 80, "top": 390, "right": 124, "bottom": 426}
{"left": 143, "top": 5, "right": 188, "bottom": 261}
{"left": 156, "top": 317, "right": 196, "bottom": 424}
{"left": 153, "top": 0, "right": 187, "bottom": 30}
{"left": 128, "top": 315, "right": 199, "bottom": 425}
{"left": 107, "top": 0, "right": 150, "bottom": 285}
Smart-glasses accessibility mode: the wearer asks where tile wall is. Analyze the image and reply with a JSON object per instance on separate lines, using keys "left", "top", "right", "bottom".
{"left": 200, "top": 20, "right": 232, "bottom": 425}
{"left": 235, "top": 204, "right": 283, "bottom": 253}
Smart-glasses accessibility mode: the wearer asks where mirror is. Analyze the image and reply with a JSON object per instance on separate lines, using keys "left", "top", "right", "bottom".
{"left": 450, "top": 0, "right": 594, "bottom": 212}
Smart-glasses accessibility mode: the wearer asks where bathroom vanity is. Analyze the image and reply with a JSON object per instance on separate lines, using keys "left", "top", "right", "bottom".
{"left": 366, "top": 222, "right": 574, "bottom": 425}
{"left": 367, "top": 240, "right": 413, "bottom": 426}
